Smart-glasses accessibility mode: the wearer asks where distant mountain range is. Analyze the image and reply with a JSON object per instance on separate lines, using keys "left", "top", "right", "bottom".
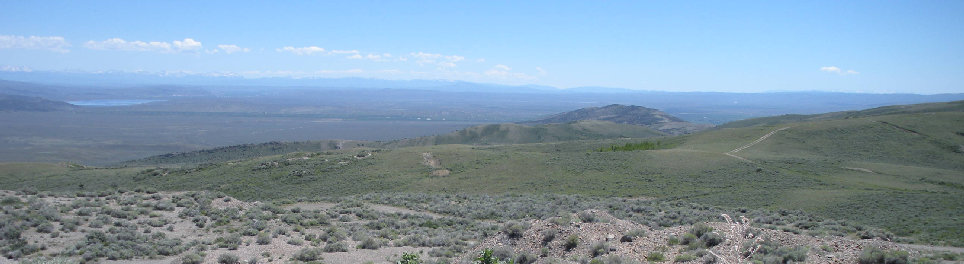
{"left": 522, "top": 104, "right": 712, "bottom": 135}
{"left": 0, "top": 94, "right": 76, "bottom": 111}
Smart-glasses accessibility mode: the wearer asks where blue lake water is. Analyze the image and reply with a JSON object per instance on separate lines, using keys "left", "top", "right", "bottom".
{"left": 67, "top": 99, "right": 164, "bottom": 106}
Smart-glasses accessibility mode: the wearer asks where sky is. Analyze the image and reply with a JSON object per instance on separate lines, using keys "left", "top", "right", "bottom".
{"left": 0, "top": 1, "right": 962, "bottom": 94}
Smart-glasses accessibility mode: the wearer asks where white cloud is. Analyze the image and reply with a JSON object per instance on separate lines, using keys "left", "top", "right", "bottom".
{"left": 277, "top": 46, "right": 326, "bottom": 55}
{"left": 410, "top": 52, "right": 464, "bottom": 68}
{"left": 0, "top": 35, "right": 71, "bottom": 53}
{"left": 329, "top": 49, "right": 359, "bottom": 55}
{"left": 485, "top": 64, "right": 537, "bottom": 81}
{"left": 536, "top": 67, "right": 547, "bottom": 75}
{"left": 819, "top": 66, "right": 841, "bottom": 73}
{"left": 347, "top": 54, "right": 363, "bottom": 59}
{"left": 173, "top": 38, "right": 202, "bottom": 51}
{"left": 217, "top": 44, "right": 249, "bottom": 54}
{"left": 85, "top": 38, "right": 203, "bottom": 53}
{"left": 0, "top": 65, "right": 33, "bottom": 72}
{"left": 820, "top": 66, "right": 859, "bottom": 75}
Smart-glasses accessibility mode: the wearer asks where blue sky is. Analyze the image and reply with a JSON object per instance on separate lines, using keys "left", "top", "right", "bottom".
{"left": 1, "top": 1, "right": 962, "bottom": 93}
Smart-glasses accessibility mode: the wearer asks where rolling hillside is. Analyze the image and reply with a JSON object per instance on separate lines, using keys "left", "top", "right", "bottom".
{"left": 522, "top": 104, "right": 713, "bottom": 135}
{"left": 386, "top": 120, "right": 667, "bottom": 147}
{"left": 1, "top": 100, "right": 962, "bottom": 246}
{"left": 0, "top": 94, "right": 77, "bottom": 111}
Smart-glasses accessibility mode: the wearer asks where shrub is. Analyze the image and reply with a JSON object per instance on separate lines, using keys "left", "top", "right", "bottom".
{"left": 294, "top": 248, "right": 324, "bottom": 261}
{"left": 218, "top": 253, "right": 239, "bottom": 264}
{"left": 700, "top": 232, "right": 724, "bottom": 248}
{"left": 646, "top": 252, "right": 666, "bottom": 262}
{"left": 564, "top": 235, "right": 580, "bottom": 251}
{"left": 180, "top": 253, "right": 204, "bottom": 264}
{"left": 690, "top": 223, "right": 713, "bottom": 238}
{"left": 542, "top": 229, "right": 558, "bottom": 245}
{"left": 516, "top": 252, "right": 537, "bottom": 264}
{"left": 621, "top": 229, "right": 646, "bottom": 243}
{"left": 681, "top": 233, "right": 699, "bottom": 246}
{"left": 397, "top": 252, "right": 421, "bottom": 264}
{"left": 589, "top": 242, "right": 610, "bottom": 257}
{"left": 503, "top": 221, "right": 527, "bottom": 239}
{"left": 323, "top": 241, "right": 349, "bottom": 252}
{"left": 475, "top": 249, "right": 500, "bottom": 264}
{"left": 287, "top": 237, "right": 304, "bottom": 246}
{"left": 256, "top": 232, "right": 271, "bottom": 245}
{"left": 751, "top": 241, "right": 808, "bottom": 264}
{"left": 858, "top": 248, "right": 908, "bottom": 264}
{"left": 357, "top": 237, "right": 384, "bottom": 250}
{"left": 215, "top": 234, "right": 242, "bottom": 250}
{"left": 674, "top": 254, "right": 696, "bottom": 262}
{"left": 578, "top": 211, "right": 598, "bottom": 223}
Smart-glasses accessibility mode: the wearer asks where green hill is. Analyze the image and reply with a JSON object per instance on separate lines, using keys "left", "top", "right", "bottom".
{"left": 522, "top": 104, "right": 713, "bottom": 135}
{"left": 118, "top": 140, "right": 372, "bottom": 167}
{"left": 386, "top": 120, "right": 667, "bottom": 147}
{"left": 0, "top": 94, "right": 77, "bottom": 111}
{"left": 717, "top": 100, "right": 964, "bottom": 128}
{"left": 1, "top": 100, "right": 962, "bottom": 246}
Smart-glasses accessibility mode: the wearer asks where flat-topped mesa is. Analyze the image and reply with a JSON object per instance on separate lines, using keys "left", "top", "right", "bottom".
{"left": 522, "top": 104, "right": 712, "bottom": 135}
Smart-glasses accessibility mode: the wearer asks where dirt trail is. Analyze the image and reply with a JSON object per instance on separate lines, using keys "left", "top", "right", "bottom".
{"left": 725, "top": 126, "right": 790, "bottom": 162}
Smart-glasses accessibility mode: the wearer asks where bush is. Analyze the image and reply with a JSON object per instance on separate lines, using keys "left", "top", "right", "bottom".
{"left": 690, "top": 223, "right": 713, "bottom": 238}
{"left": 751, "top": 241, "right": 808, "bottom": 264}
{"left": 218, "top": 253, "right": 239, "bottom": 264}
{"left": 287, "top": 237, "right": 304, "bottom": 246}
{"left": 621, "top": 229, "right": 646, "bottom": 243}
{"left": 674, "top": 254, "right": 696, "bottom": 262}
{"left": 180, "top": 253, "right": 203, "bottom": 264}
{"left": 503, "top": 221, "right": 527, "bottom": 239}
{"left": 542, "top": 229, "right": 558, "bottom": 245}
{"left": 397, "top": 252, "right": 421, "bottom": 264}
{"left": 647, "top": 252, "right": 666, "bottom": 262}
{"left": 256, "top": 232, "right": 271, "bottom": 245}
{"left": 590, "top": 242, "right": 610, "bottom": 257}
{"left": 323, "top": 241, "right": 349, "bottom": 252}
{"left": 858, "top": 248, "right": 908, "bottom": 264}
{"left": 357, "top": 237, "right": 384, "bottom": 250}
{"left": 294, "top": 248, "right": 324, "bottom": 261}
{"left": 578, "top": 211, "right": 598, "bottom": 223}
{"left": 564, "top": 235, "right": 580, "bottom": 251}
{"left": 216, "top": 234, "right": 242, "bottom": 250}
{"left": 516, "top": 252, "right": 537, "bottom": 264}
{"left": 681, "top": 233, "right": 699, "bottom": 246}
{"left": 700, "top": 232, "right": 724, "bottom": 248}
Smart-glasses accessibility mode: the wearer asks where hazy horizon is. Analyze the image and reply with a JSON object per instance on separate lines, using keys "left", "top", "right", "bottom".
{"left": 2, "top": 1, "right": 963, "bottom": 94}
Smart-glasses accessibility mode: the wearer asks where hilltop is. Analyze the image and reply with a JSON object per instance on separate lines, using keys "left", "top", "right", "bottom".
{"left": 522, "top": 104, "right": 712, "bottom": 135}
{"left": 0, "top": 94, "right": 77, "bottom": 112}
{"left": 386, "top": 120, "right": 667, "bottom": 147}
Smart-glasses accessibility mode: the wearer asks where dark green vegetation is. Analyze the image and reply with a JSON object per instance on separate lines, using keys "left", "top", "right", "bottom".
{"left": 593, "top": 139, "right": 681, "bottom": 152}
{"left": 522, "top": 104, "right": 712, "bottom": 135}
{"left": 0, "top": 94, "right": 77, "bottom": 112}
{"left": 387, "top": 120, "right": 666, "bottom": 147}
{"left": 1, "top": 100, "right": 963, "bottom": 249}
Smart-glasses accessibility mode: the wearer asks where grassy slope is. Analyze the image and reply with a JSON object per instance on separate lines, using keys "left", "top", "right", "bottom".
{"left": 384, "top": 120, "right": 666, "bottom": 147}
{"left": 1, "top": 101, "right": 962, "bottom": 245}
